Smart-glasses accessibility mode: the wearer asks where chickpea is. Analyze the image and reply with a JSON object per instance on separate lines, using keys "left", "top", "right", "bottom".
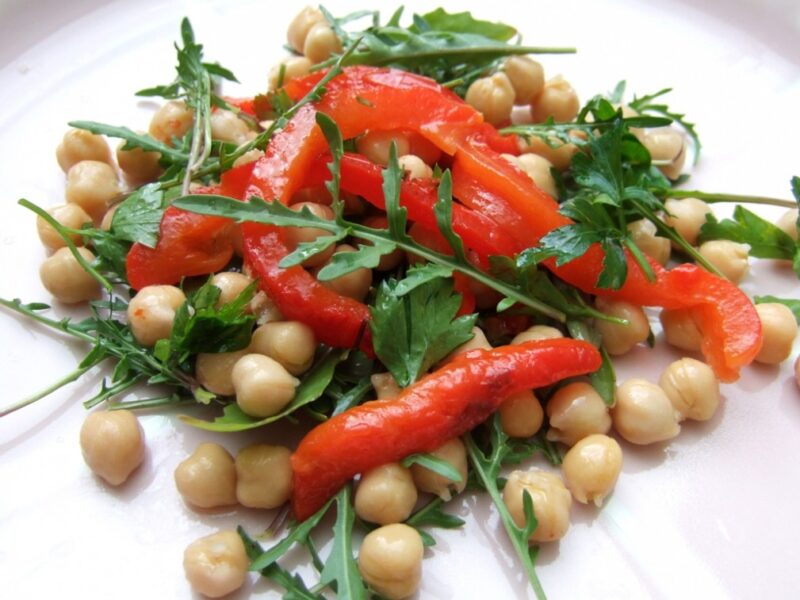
{"left": 100, "top": 204, "right": 119, "bottom": 232}
{"left": 195, "top": 350, "right": 248, "bottom": 397}
{"left": 210, "top": 110, "right": 253, "bottom": 145}
{"left": 232, "top": 148, "right": 264, "bottom": 168}
{"left": 642, "top": 128, "right": 686, "bottom": 180}
{"left": 358, "top": 524, "right": 423, "bottom": 600}
{"left": 518, "top": 135, "right": 578, "bottom": 172}
{"left": 532, "top": 76, "right": 580, "bottom": 123}
{"left": 697, "top": 240, "right": 750, "bottom": 283}
{"left": 776, "top": 208, "right": 799, "bottom": 241}
{"left": 287, "top": 6, "right": 326, "bottom": 53}
{"left": 503, "top": 56, "right": 545, "bottom": 105}
{"left": 546, "top": 382, "right": 611, "bottom": 446}
{"left": 659, "top": 308, "right": 702, "bottom": 352}
{"left": 127, "top": 285, "right": 186, "bottom": 347}
{"left": 612, "top": 379, "right": 681, "bottom": 445}
{"left": 371, "top": 372, "right": 402, "bottom": 399}
{"left": 502, "top": 153, "right": 557, "bottom": 198}
{"left": 754, "top": 303, "right": 798, "bottom": 365}
{"left": 268, "top": 56, "right": 313, "bottom": 90}
{"left": 314, "top": 244, "right": 372, "bottom": 301}
{"left": 446, "top": 326, "right": 491, "bottom": 360}
{"left": 149, "top": 100, "right": 193, "bottom": 145}
{"left": 283, "top": 202, "right": 336, "bottom": 267}
{"left": 235, "top": 444, "right": 293, "bottom": 509}
{"left": 249, "top": 321, "right": 317, "bottom": 375}
{"left": 503, "top": 469, "right": 571, "bottom": 542}
{"left": 465, "top": 72, "right": 515, "bottom": 126}
{"left": 249, "top": 290, "right": 284, "bottom": 324}
{"left": 627, "top": 218, "right": 670, "bottom": 266}
{"left": 663, "top": 198, "right": 712, "bottom": 246}
{"left": 303, "top": 22, "right": 342, "bottom": 63}
{"left": 39, "top": 247, "right": 100, "bottom": 304}
{"left": 174, "top": 443, "right": 237, "bottom": 509}
{"left": 183, "top": 530, "right": 248, "bottom": 598}
{"left": 56, "top": 128, "right": 111, "bottom": 173}
{"left": 36, "top": 203, "right": 92, "bottom": 251}
{"left": 354, "top": 463, "right": 418, "bottom": 525}
{"left": 409, "top": 438, "right": 467, "bottom": 501}
{"left": 79, "top": 409, "right": 144, "bottom": 486}
{"left": 209, "top": 272, "right": 253, "bottom": 308}
{"left": 232, "top": 354, "right": 299, "bottom": 417}
{"left": 65, "top": 160, "right": 122, "bottom": 220}
{"left": 594, "top": 297, "right": 650, "bottom": 355}
{"left": 397, "top": 154, "right": 433, "bottom": 180}
{"left": 500, "top": 390, "right": 544, "bottom": 438}
{"left": 116, "top": 139, "right": 162, "bottom": 183}
{"left": 562, "top": 434, "right": 623, "bottom": 506}
{"left": 511, "top": 325, "right": 563, "bottom": 344}
{"left": 356, "top": 131, "right": 411, "bottom": 166}
{"left": 659, "top": 358, "right": 720, "bottom": 421}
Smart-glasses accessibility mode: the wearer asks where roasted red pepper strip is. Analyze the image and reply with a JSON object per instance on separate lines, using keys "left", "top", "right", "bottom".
{"left": 291, "top": 338, "right": 602, "bottom": 520}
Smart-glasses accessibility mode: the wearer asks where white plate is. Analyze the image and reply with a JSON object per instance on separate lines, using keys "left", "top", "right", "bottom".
{"left": 1, "top": 1, "right": 799, "bottom": 598}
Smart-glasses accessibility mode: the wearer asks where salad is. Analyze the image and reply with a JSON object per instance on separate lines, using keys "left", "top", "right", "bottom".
{"left": 1, "top": 2, "right": 799, "bottom": 599}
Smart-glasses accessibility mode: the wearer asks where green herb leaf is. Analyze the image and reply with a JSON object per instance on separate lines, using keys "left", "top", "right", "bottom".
{"left": 567, "top": 320, "right": 616, "bottom": 405}
{"left": 629, "top": 87, "right": 701, "bottom": 163}
{"left": 393, "top": 263, "right": 454, "bottom": 296}
{"left": 371, "top": 276, "right": 476, "bottom": 387}
{"left": 434, "top": 170, "right": 467, "bottom": 262}
{"left": 699, "top": 205, "right": 796, "bottom": 259}
{"left": 110, "top": 183, "right": 166, "bottom": 248}
{"left": 316, "top": 239, "right": 398, "bottom": 280}
{"left": 318, "top": 485, "right": 366, "bottom": 599}
{"left": 405, "top": 496, "right": 466, "bottom": 546}
{"left": 412, "top": 7, "right": 516, "bottom": 41}
{"left": 68, "top": 121, "right": 186, "bottom": 163}
{"left": 401, "top": 453, "right": 463, "bottom": 483}
{"left": 754, "top": 296, "right": 800, "bottom": 323}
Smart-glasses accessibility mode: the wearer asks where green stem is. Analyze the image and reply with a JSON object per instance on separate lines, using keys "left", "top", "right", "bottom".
{"left": 0, "top": 297, "right": 95, "bottom": 343}
{"left": 0, "top": 362, "right": 98, "bottom": 417}
{"left": 665, "top": 189, "right": 796, "bottom": 209}
{"left": 107, "top": 394, "right": 195, "bottom": 411}
{"left": 344, "top": 44, "right": 575, "bottom": 68}
{"left": 406, "top": 497, "right": 446, "bottom": 527}
{"left": 623, "top": 237, "right": 656, "bottom": 283}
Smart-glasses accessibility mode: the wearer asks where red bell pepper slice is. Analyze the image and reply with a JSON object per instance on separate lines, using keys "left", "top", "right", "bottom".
{"left": 290, "top": 338, "right": 602, "bottom": 520}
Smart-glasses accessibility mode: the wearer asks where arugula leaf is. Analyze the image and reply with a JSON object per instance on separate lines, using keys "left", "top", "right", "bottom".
{"left": 318, "top": 485, "right": 366, "bottom": 599}
{"left": 316, "top": 239, "right": 398, "bottom": 281}
{"left": 629, "top": 87, "right": 701, "bottom": 163}
{"left": 411, "top": 7, "right": 517, "bottom": 41}
{"left": 567, "top": 320, "right": 616, "bottom": 406}
{"left": 754, "top": 296, "right": 800, "bottom": 323}
{"left": 699, "top": 205, "right": 796, "bottom": 259}
{"left": 110, "top": 183, "right": 166, "bottom": 248}
{"left": 67, "top": 121, "right": 186, "bottom": 164}
{"left": 401, "top": 453, "right": 463, "bottom": 484}
{"left": 370, "top": 276, "right": 476, "bottom": 387}
{"left": 393, "top": 263, "right": 454, "bottom": 296}
{"left": 405, "top": 496, "right": 466, "bottom": 546}
{"left": 434, "top": 170, "right": 467, "bottom": 262}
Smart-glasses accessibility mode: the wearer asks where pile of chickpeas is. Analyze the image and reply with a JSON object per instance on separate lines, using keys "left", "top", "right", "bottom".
{"left": 36, "top": 6, "right": 800, "bottom": 599}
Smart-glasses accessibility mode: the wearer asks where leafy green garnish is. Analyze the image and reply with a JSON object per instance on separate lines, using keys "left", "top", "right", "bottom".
{"left": 567, "top": 320, "right": 616, "bottom": 406}
{"left": 754, "top": 296, "right": 800, "bottom": 323}
{"left": 109, "top": 183, "right": 167, "bottom": 248}
{"left": 629, "top": 86, "right": 701, "bottom": 163}
{"left": 401, "top": 453, "right": 464, "bottom": 484}
{"left": 318, "top": 485, "right": 366, "bottom": 599}
{"left": 405, "top": 496, "right": 466, "bottom": 546}
{"left": 66, "top": 121, "right": 187, "bottom": 166}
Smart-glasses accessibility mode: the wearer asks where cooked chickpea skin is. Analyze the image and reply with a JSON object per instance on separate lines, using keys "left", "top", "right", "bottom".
{"left": 626, "top": 218, "right": 670, "bottom": 266}
{"left": 562, "top": 434, "right": 623, "bottom": 506}
{"left": 36, "top": 203, "right": 92, "bottom": 250}
{"left": 518, "top": 135, "right": 578, "bottom": 172}
{"left": 195, "top": 350, "right": 249, "bottom": 396}
{"left": 502, "top": 153, "right": 557, "bottom": 198}
{"left": 174, "top": 443, "right": 237, "bottom": 509}
{"left": 465, "top": 72, "right": 515, "bottom": 126}
{"left": 642, "top": 127, "right": 686, "bottom": 180}
{"left": 358, "top": 524, "right": 423, "bottom": 600}
{"left": 232, "top": 354, "right": 299, "bottom": 417}
{"left": 303, "top": 21, "right": 342, "bottom": 63}
{"left": 315, "top": 244, "right": 372, "bottom": 301}
{"left": 116, "top": 139, "right": 162, "bottom": 183}
{"left": 39, "top": 247, "right": 100, "bottom": 304}
{"left": 235, "top": 444, "right": 293, "bottom": 509}
{"left": 410, "top": 438, "right": 468, "bottom": 500}
{"left": 511, "top": 324, "right": 564, "bottom": 344}
{"left": 56, "top": 128, "right": 111, "bottom": 172}
{"left": 546, "top": 382, "right": 611, "bottom": 446}
{"left": 754, "top": 303, "right": 798, "bottom": 365}
{"left": 149, "top": 100, "right": 193, "bottom": 145}
{"left": 698, "top": 240, "right": 750, "bottom": 283}
{"left": 663, "top": 197, "right": 712, "bottom": 246}
{"left": 594, "top": 297, "right": 650, "bottom": 356}
{"left": 210, "top": 272, "right": 253, "bottom": 308}
{"left": 183, "top": 530, "right": 249, "bottom": 599}
{"left": 503, "top": 469, "right": 571, "bottom": 542}
{"left": 354, "top": 463, "right": 418, "bottom": 525}
{"left": 503, "top": 56, "right": 545, "bottom": 104}
{"left": 268, "top": 56, "right": 313, "bottom": 90}
{"left": 65, "top": 160, "right": 122, "bottom": 220}
{"left": 100, "top": 204, "right": 119, "bottom": 232}
{"left": 356, "top": 131, "right": 411, "bottom": 166}
{"left": 287, "top": 6, "right": 325, "bottom": 52}
{"left": 500, "top": 390, "right": 544, "bottom": 439}
{"left": 659, "top": 358, "right": 720, "bottom": 421}
{"left": 249, "top": 321, "right": 317, "bottom": 375}
{"left": 397, "top": 154, "right": 433, "bottom": 180}
{"left": 371, "top": 372, "right": 402, "bottom": 399}
{"left": 248, "top": 290, "right": 284, "bottom": 324}
{"left": 232, "top": 148, "right": 264, "bottom": 169}
{"left": 127, "top": 285, "right": 186, "bottom": 347}
{"left": 282, "top": 202, "right": 336, "bottom": 267}
{"left": 776, "top": 208, "right": 799, "bottom": 241}
{"left": 79, "top": 409, "right": 145, "bottom": 486}
{"left": 446, "top": 326, "right": 491, "bottom": 360}
{"left": 795, "top": 356, "right": 800, "bottom": 389}
{"left": 210, "top": 110, "right": 253, "bottom": 144}
{"left": 531, "top": 75, "right": 580, "bottom": 123}
{"left": 612, "top": 379, "right": 681, "bottom": 445}
{"left": 659, "top": 308, "right": 702, "bottom": 352}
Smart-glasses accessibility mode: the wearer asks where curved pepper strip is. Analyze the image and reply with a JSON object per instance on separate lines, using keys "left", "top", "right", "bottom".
{"left": 291, "top": 338, "right": 602, "bottom": 520}
{"left": 285, "top": 67, "right": 761, "bottom": 380}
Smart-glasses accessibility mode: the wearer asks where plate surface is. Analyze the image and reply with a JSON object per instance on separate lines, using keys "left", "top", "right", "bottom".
{"left": 0, "top": 1, "right": 799, "bottom": 598}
